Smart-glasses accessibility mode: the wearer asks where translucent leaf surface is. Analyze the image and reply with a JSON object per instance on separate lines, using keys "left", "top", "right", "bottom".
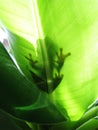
{"left": 0, "top": 0, "right": 39, "bottom": 43}
{"left": 0, "top": 0, "right": 98, "bottom": 121}
{"left": 37, "top": 0, "right": 98, "bottom": 120}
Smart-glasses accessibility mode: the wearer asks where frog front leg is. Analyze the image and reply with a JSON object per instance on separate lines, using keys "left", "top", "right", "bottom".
{"left": 25, "top": 53, "right": 38, "bottom": 68}
{"left": 56, "top": 48, "right": 71, "bottom": 70}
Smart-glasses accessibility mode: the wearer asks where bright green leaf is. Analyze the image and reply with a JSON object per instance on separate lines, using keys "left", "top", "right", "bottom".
{"left": 0, "top": 0, "right": 98, "bottom": 122}
{"left": 38, "top": 0, "right": 98, "bottom": 121}
{"left": 0, "top": 0, "right": 39, "bottom": 43}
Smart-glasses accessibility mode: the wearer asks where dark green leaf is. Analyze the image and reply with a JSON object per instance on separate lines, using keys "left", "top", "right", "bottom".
{"left": 0, "top": 43, "right": 67, "bottom": 124}
{"left": 0, "top": 43, "right": 40, "bottom": 107}
{"left": 0, "top": 109, "right": 32, "bottom": 130}
{"left": 13, "top": 93, "right": 67, "bottom": 124}
{"left": 76, "top": 117, "right": 98, "bottom": 130}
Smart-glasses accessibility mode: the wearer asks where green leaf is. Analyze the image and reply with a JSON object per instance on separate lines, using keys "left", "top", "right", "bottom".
{"left": 8, "top": 31, "right": 36, "bottom": 81}
{"left": 0, "top": 0, "right": 37, "bottom": 43}
{"left": 0, "top": 0, "right": 98, "bottom": 122}
{"left": 13, "top": 93, "right": 67, "bottom": 124}
{"left": 74, "top": 106, "right": 98, "bottom": 129}
{"left": 0, "top": 109, "right": 32, "bottom": 130}
{"left": 0, "top": 43, "right": 40, "bottom": 106}
{"left": 37, "top": 0, "right": 98, "bottom": 121}
{"left": 76, "top": 117, "right": 98, "bottom": 130}
{"left": 0, "top": 43, "right": 66, "bottom": 123}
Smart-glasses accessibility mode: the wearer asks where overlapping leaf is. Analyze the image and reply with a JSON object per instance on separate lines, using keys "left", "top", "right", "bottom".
{"left": 0, "top": 43, "right": 40, "bottom": 106}
{"left": 0, "top": 109, "right": 32, "bottom": 130}
{"left": 0, "top": 42, "right": 67, "bottom": 123}
{"left": 0, "top": 0, "right": 98, "bottom": 122}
